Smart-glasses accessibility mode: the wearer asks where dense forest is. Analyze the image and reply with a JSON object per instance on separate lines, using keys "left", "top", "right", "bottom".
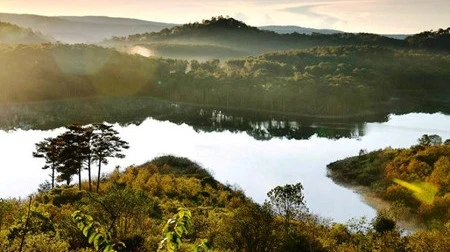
{"left": 0, "top": 43, "right": 449, "bottom": 117}
{"left": 2, "top": 152, "right": 450, "bottom": 251}
{"left": 328, "top": 134, "right": 450, "bottom": 229}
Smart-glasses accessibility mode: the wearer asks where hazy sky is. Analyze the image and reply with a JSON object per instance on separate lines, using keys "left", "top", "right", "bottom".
{"left": 1, "top": 0, "right": 449, "bottom": 34}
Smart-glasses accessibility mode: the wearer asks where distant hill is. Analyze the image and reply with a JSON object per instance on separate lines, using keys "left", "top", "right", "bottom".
{"left": 383, "top": 34, "right": 409, "bottom": 40}
{"left": 259, "top": 25, "right": 342, "bottom": 35}
{"left": 102, "top": 16, "right": 404, "bottom": 60}
{"left": 0, "top": 13, "right": 176, "bottom": 43}
{"left": 260, "top": 25, "right": 410, "bottom": 40}
{"left": 0, "top": 21, "right": 50, "bottom": 43}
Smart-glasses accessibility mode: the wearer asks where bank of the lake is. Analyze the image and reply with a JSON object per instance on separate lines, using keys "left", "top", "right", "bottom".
{"left": 328, "top": 133, "right": 450, "bottom": 229}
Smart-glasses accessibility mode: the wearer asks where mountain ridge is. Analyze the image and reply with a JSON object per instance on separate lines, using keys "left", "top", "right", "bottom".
{"left": 0, "top": 20, "right": 51, "bottom": 43}
{"left": 0, "top": 13, "right": 177, "bottom": 43}
{"left": 259, "top": 25, "right": 342, "bottom": 35}
{"left": 1, "top": 13, "right": 412, "bottom": 44}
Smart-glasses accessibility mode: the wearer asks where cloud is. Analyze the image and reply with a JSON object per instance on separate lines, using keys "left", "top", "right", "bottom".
{"left": 234, "top": 12, "right": 247, "bottom": 22}
{"left": 281, "top": 4, "right": 341, "bottom": 27}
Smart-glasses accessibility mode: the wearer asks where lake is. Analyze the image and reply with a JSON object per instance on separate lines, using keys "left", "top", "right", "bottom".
{"left": 1, "top": 112, "right": 450, "bottom": 223}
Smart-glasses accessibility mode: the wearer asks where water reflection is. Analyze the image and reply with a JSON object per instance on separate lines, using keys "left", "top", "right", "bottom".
{"left": 0, "top": 97, "right": 378, "bottom": 140}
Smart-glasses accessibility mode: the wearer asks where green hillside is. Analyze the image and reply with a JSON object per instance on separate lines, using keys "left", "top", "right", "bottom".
{"left": 328, "top": 135, "right": 450, "bottom": 229}
{"left": 2, "top": 154, "right": 450, "bottom": 251}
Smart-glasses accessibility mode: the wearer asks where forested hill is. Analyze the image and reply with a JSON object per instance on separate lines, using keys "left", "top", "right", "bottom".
{"left": 2, "top": 154, "right": 450, "bottom": 251}
{"left": 1, "top": 43, "right": 449, "bottom": 117}
{"left": 0, "top": 21, "right": 50, "bottom": 44}
{"left": 101, "top": 16, "right": 404, "bottom": 59}
{"left": 327, "top": 135, "right": 450, "bottom": 229}
{"left": 405, "top": 28, "right": 450, "bottom": 51}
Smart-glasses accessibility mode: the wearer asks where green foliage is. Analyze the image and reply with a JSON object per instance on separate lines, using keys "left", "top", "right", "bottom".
{"left": 72, "top": 210, "right": 125, "bottom": 252}
{"left": 193, "top": 239, "right": 210, "bottom": 252}
{"left": 7, "top": 209, "right": 55, "bottom": 240}
{"left": 158, "top": 208, "right": 194, "bottom": 252}
{"left": 265, "top": 183, "right": 308, "bottom": 234}
{"left": 91, "top": 123, "right": 129, "bottom": 192}
{"left": 33, "top": 123, "right": 128, "bottom": 191}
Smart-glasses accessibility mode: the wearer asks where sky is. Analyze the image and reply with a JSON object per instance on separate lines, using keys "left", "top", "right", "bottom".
{"left": 1, "top": 0, "right": 449, "bottom": 34}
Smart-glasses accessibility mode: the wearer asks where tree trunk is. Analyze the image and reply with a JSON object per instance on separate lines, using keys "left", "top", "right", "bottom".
{"left": 78, "top": 167, "right": 82, "bottom": 191}
{"left": 96, "top": 160, "right": 102, "bottom": 193}
{"left": 87, "top": 157, "right": 92, "bottom": 192}
{"left": 51, "top": 165, "right": 55, "bottom": 189}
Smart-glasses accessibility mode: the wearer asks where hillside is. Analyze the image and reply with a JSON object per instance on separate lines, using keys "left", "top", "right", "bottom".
{"left": 406, "top": 28, "right": 450, "bottom": 51}
{"left": 327, "top": 135, "right": 450, "bottom": 229}
{"left": 102, "top": 16, "right": 405, "bottom": 60}
{"left": 103, "top": 17, "right": 450, "bottom": 60}
{"left": 0, "top": 21, "right": 50, "bottom": 44}
{"left": 2, "top": 154, "right": 450, "bottom": 251}
{"left": 0, "top": 13, "right": 176, "bottom": 43}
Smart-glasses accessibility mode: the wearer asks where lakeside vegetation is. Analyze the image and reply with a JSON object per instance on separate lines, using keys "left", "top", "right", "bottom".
{"left": 328, "top": 134, "right": 450, "bottom": 229}
{"left": 2, "top": 153, "right": 450, "bottom": 251}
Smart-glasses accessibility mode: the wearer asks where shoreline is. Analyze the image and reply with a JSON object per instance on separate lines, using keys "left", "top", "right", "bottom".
{"left": 349, "top": 185, "right": 425, "bottom": 232}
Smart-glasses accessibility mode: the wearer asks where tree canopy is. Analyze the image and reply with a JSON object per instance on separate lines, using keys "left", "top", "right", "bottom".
{"left": 33, "top": 123, "right": 128, "bottom": 191}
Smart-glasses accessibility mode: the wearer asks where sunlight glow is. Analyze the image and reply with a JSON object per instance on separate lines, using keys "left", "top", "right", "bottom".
{"left": 1, "top": 0, "right": 448, "bottom": 34}
{"left": 129, "top": 46, "right": 154, "bottom": 57}
{"left": 393, "top": 178, "right": 438, "bottom": 204}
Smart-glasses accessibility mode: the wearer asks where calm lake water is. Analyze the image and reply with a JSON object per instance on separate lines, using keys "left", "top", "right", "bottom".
{"left": 2, "top": 112, "right": 450, "bottom": 223}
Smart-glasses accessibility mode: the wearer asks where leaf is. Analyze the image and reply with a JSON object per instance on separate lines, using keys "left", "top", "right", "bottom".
{"left": 88, "top": 232, "right": 101, "bottom": 244}
{"left": 83, "top": 224, "right": 93, "bottom": 237}
{"left": 94, "top": 235, "right": 102, "bottom": 250}
{"left": 103, "top": 244, "right": 113, "bottom": 252}
{"left": 175, "top": 225, "right": 184, "bottom": 236}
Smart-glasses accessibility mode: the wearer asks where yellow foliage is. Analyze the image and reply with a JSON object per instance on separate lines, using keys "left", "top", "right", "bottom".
{"left": 427, "top": 156, "right": 450, "bottom": 188}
